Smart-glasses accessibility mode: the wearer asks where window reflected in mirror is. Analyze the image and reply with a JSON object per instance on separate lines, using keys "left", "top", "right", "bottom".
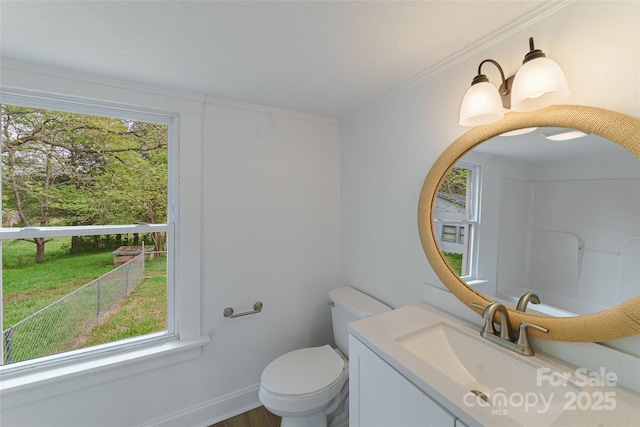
{"left": 434, "top": 164, "right": 479, "bottom": 278}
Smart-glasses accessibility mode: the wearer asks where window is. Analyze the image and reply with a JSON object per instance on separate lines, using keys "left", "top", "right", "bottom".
{"left": 1, "top": 95, "right": 175, "bottom": 366}
{"left": 442, "top": 225, "right": 458, "bottom": 243}
{"left": 434, "top": 163, "right": 479, "bottom": 278}
{"left": 441, "top": 225, "right": 465, "bottom": 244}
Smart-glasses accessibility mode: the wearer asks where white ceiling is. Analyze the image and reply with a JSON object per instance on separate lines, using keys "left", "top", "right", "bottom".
{"left": 471, "top": 127, "right": 633, "bottom": 163}
{"left": 1, "top": 1, "right": 547, "bottom": 118}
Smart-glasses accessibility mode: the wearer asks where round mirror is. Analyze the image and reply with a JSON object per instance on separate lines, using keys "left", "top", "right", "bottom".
{"left": 418, "top": 105, "right": 640, "bottom": 342}
{"left": 440, "top": 127, "right": 638, "bottom": 316}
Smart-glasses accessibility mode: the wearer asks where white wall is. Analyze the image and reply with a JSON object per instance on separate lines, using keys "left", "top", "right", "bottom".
{"left": 0, "top": 69, "right": 341, "bottom": 425}
{"left": 483, "top": 152, "right": 640, "bottom": 314}
{"left": 340, "top": 0, "right": 640, "bottom": 375}
{"left": 199, "top": 98, "right": 341, "bottom": 411}
{"left": 341, "top": 0, "right": 639, "bottom": 307}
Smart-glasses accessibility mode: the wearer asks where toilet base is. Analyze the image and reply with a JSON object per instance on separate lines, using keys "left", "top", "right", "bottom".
{"left": 268, "top": 389, "right": 349, "bottom": 427}
{"left": 280, "top": 412, "right": 326, "bottom": 427}
{"left": 327, "top": 395, "right": 348, "bottom": 427}
{"left": 277, "top": 406, "right": 348, "bottom": 427}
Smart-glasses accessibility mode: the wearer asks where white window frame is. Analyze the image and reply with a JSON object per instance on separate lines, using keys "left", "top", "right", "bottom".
{"left": 0, "top": 85, "right": 206, "bottom": 409}
{"left": 435, "top": 162, "right": 480, "bottom": 280}
{"left": 1, "top": 94, "right": 177, "bottom": 351}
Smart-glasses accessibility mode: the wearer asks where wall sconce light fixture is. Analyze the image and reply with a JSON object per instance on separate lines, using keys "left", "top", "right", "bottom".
{"left": 459, "top": 37, "right": 570, "bottom": 127}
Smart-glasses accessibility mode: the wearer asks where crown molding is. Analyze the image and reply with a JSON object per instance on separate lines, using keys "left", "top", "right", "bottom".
{"left": 0, "top": 58, "right": 207, "bottom": 113}
{"left": 205, "top": 95, "right": 340, "bottom": 125}
{"left": 341, "top": 0, "right": 575, "bottom": 124}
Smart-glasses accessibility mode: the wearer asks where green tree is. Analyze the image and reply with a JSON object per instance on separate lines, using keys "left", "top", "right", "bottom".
{"left": 439, "top": 167, "right": 468, "bottom": 196}
{"left": 437, "top": 167, "right": 469, "bottom": 215}
{"left": 1, "top": 105, "right": 168, "bottom": 262}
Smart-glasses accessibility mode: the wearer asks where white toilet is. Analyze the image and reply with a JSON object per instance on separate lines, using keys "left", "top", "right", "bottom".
{"left": 259, "top": 287, "right": 391, "bottom": 427}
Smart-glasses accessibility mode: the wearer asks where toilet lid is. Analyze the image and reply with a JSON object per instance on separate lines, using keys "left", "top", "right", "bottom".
{"left": 261, "top": 345, "right": 345, "bottom": 397}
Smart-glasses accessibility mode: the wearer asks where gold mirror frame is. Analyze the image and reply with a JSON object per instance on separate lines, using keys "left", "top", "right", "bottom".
{"left": 418, "top": 105, "right": 640, "bottom": 342}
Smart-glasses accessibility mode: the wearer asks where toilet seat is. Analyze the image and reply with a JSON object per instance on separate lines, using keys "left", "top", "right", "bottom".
{"left": 261, "top": 345, "right": 345, "bottom": 397}
{"left": 259, "top": 345, "right": 349, "bottom": 416}
{"left": 259, "top": 287, "right": 390, "bottom": 426}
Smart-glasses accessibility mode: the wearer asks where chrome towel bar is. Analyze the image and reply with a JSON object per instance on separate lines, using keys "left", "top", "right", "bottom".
{"left": 223, "top": 301, "right": 263, "bottom": 318}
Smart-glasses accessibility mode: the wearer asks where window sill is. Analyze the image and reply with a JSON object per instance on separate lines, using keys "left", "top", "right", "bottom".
{"left": 465, "top": 279, "right": 488, "bottom": 288}
{"left": 0, "top": 334, "right": 209, "bottom": 409}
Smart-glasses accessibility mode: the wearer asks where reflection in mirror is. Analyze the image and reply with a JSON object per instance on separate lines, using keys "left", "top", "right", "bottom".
{"left": 435, "top": 127, "right": 640, "bottom": 317}
{"left": 434, "top": 165, "right": 478, "bottom": 278}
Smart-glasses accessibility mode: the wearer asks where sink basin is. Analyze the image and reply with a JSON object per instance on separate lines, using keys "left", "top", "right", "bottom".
{"left": 397, "top": 323, "right": 577, "bottom": 426}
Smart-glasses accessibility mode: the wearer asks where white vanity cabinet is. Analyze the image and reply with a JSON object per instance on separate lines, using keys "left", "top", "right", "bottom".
{"left": 349, "top": 304, "right": 640, "bottom": 427}
{"left": 349, "top": 334, "right": 457, "bottom": 427}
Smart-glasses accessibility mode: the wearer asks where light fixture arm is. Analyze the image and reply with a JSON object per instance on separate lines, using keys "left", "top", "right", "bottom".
{"left": 472, "top": 59, "right": 513, "bottom": 109}
{"left": 476, "top": 59, "right": 509, "bottom": 96}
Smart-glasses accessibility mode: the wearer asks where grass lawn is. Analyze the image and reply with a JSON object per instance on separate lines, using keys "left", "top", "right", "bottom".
{"left": 3, "top": 238, "right": 115, "bottom": 326}
{"left": 442, "top": 252, "right": 463, "bottom": 275}
{"left": 84, "top": 275, "right": 167, "bottom": 347}
{"left": 2, "top": 238, "right": 167, "bottom": 363}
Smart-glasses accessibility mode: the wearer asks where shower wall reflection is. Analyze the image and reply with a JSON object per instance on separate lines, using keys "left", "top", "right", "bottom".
{"left": 452, "top": 128, "right": 640, "bottom": 316}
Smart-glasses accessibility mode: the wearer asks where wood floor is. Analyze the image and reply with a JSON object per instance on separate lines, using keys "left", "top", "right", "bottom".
{"left": 211, "top": 406, "right": 281, "bottom": 427}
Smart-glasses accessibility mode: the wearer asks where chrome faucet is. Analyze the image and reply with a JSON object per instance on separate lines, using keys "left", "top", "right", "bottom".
{"left": 476, "top": 302, "right": 548, "bottom": 356}
{"left": 516, "top": 292, "right": 540, "bottom": 312}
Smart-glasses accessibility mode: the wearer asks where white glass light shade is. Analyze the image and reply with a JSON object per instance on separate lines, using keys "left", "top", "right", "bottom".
{"left": 510, "top": 57, "right": 570, "bottom": 112}
{"left": 544, "top": 130, "right": 588, "bottom": 141}
{"left": 459, "top": 81, "right": 505, "bottom": 126}
{"left": 499, "top": 127, "right": 538, "bottom": 137}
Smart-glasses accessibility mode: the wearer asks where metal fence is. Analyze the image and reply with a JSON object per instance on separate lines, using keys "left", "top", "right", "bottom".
{"left": 2, "top": 252, "right": 145, "bottom": 365}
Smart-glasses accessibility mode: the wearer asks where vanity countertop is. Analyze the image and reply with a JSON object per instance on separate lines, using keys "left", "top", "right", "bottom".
{"left": 348, "top": 303, "right": 640, "bottom": 427}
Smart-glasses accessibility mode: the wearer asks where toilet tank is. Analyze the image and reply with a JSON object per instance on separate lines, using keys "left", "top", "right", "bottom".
{"left": 328, "top": 287, "right": 391, "bottom": 356}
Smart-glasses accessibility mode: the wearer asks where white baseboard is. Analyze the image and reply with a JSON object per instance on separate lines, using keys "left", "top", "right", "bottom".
{"left": 140, "top": 384, "right": 261, "bottom": 427}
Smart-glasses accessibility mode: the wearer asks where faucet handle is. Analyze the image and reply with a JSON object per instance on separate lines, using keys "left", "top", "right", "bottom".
{"left": 516, "top": 322, "right": 549, "bottom": 355}
{"left": 470, "top": 303, "right": 485, "bottom": 313}
{"left": 520, "top": 322, "right": 548, "bottom": 334}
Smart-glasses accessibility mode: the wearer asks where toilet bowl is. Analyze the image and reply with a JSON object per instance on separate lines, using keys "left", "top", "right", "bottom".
{"left": 259, "top": 287, "right": 391, "bottom": 427}
{"left": 259, "top": 346, "right": 349, "bottom": 427}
